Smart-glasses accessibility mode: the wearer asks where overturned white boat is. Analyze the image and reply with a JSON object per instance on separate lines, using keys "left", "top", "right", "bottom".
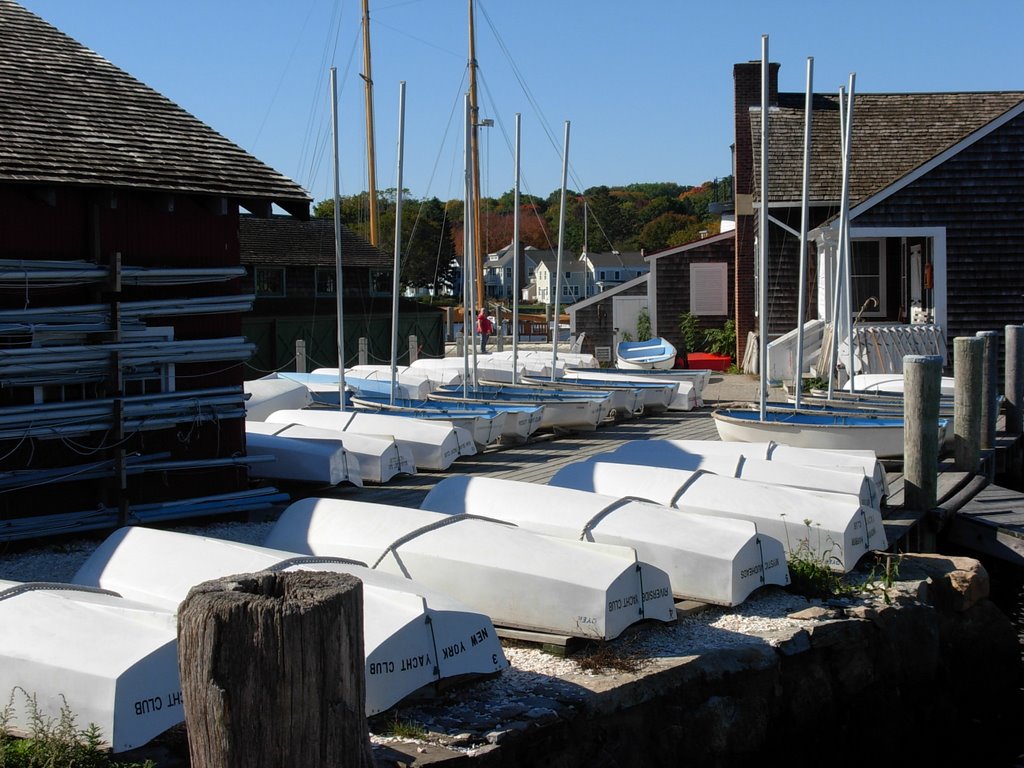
{"left": 350, "top": 395, "right": 505, "bottom": 449}
{"left": 244, "top": 376, "right": 312, "bottom": 421}
{"left": 349, "top": 392, "right": 541, "bottom": 443}
{"left": 550, "top": 461, "right": 888, "bottom": 572}
{"left": 245, "top": 421, "right": 414, "bottom": 484}
{"left": 624, "top": 439, "right": 888, "bottom": 501}
{"left": 410, "top": 355, "right": 563, "bottom": 384}
{"left": 489, "top": 349, "right": 600, "bottom": 369}
{"left": 0, "top": 579, "right": 182, "bottom": 752}
{"left": 266, "top": 409, "right": 475, "bottom": 471}
{"left": 245, "top": 421, "right": 362, "bottom": 486}
{"left": 594, "top": 441, "right": 881, "bottom": 510}
{"left": 71, "top": 527, "right": 507, "bottom": 716}
{"left": 420, "top": 476, "right": 789, "bottom": 606}
{"left": 265, "top": 497, "right": 677, "bottom": 639}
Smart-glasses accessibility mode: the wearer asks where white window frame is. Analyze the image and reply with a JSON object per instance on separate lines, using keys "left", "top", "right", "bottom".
{"left": 849, "top": 239, "right": 887, "bottom": 318}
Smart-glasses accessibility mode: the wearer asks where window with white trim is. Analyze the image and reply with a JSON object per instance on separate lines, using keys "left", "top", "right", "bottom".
{"left": 850, "top": 240, "right": 886, "bottom": 317}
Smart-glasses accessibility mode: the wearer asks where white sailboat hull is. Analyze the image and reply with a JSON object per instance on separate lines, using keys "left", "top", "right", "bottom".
{"left": 560, "top": 370, "right": 697, "bottom": 410}
{"left": 245, "top": 424, "right": 362, "bottom": 486}
{"left": 244, "top": 376, "right": 313, "bottom": 421}
{"left": 0, "top": 579, "right": 182, "bottom": 753}
{"left": 550, "top": 461, "right": 887, "bottom": 572}
{"left": 71, "top": 528, "right": 508, "bottom": 716}
{"left": 596, "top": 441, "right": 880, "bottom": 509}
{"left": 266, "top": 409, "right": 475, "bottom": 471}
{"left": 712, "top": 409, "right": 908, "bottom": 459}
{"left": 517, "top": 376, "right": 645, "bottom": 418}
{"left": 420, "top": 476, "right": 789, "bottom": 606}
{"left": 244, "top": 421, "right": 413, "bottom": 484}
{"left": 265, "top": 498, "right": 677, "bottom": 640}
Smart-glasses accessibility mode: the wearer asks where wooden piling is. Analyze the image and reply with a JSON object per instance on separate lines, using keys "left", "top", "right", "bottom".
{"left": 408, "top": 334, "right": 419, "bottom": 363}
{"left": 178, "top": 571, "right": 372, "bottom": 768}
{"left": 904, "top": 354, "right": 942, "bottom": 511}
{"left": 1006, "top": 325, "right": 1024, "bottom": 436}
{"left": 953, "top": 337, "right": 982, "bottom": 473}
{"left": 295, "top": 339, "right": 307, "bottom": 374}
{"left": 358, "top": 336, "right": 368, "bottom": 366}
{"left": 976, "top": 330, "right": 999, "bottom": 451}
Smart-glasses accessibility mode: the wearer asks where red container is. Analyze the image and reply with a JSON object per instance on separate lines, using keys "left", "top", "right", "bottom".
{"left": 683, "top": 353, "right": 732, "bottom": 372}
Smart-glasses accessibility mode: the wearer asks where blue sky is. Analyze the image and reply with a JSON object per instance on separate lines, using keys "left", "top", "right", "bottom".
{"left": 19, "top": 0, "right": 1024, "bottom": 206}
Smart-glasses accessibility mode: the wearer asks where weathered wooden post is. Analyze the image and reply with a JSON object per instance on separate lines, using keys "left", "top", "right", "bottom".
{"left": 904, "top": 354, "right": 942, "bottom": 512}
{"left": 178, "top": 571, "right": 372, "bottom": 768}
{"left": 1005, "top": 325, "right": 1024, "bottom": 436}
{"left": 295, "top": 339, "right": 307, "bottom": 374}
{"left": 445, "top": 306, "right": 454, "bottom": 342}
{"left": 358, "top": 336, "right": 368, "bottom": 366}
{"left": 953, "top": 336, "right": 982, "bottom": 473}
{"left": 976, "top": 330, "right": 999, "bottom": 452}
{"left": 408, "top": 334, "right": 418, "bottom": 363}
{"left": 496, "top": 305, "right": 504, "bottom": 352}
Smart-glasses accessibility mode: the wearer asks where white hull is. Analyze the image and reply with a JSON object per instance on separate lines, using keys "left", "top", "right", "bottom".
{"left": 615, "top": 338, "right": 677, "bottom": 370}
{"left": 350, "top": 399, "right": 505, "bottom": 449}
{"left": 0, "top": 579, "right": 182, "bottom": 752}
{"left": 244, "top": 376, "right": 313, "bottom": 421}
{"left": 279, "top": 371, "right": 430, "bottom": 400}
{"left": 245, "top": 423, "right": 362, "bottom": 486}
{"left": 574, "top": 367, "right": 712, "bottom": 396}
{"left": 489, "top": 350, "right": 600, "bottom": 369}
{"left": 420, "top": 476, "right": 789, "bottom": 606}
{"left": 517, "top": 376, "right": 645, "bottom": 418}
{"left": 266, "top": 409, "right": 475, "bottom": 471}
{"left": 72, "top": 528, "right": 507, "bottom": 716}
{"left": 245, "top": 421, "right": 414, "bottom": 484}
{"left": 410, "top": 356, "right": 564, "bottom": 383}
{"left": 712, "top": 410, "right": 908, "bottom": 459}
{"left": 351, "top": 363, "right": 462, "bottom": 389}
{"left": 596, "top": 441, "right": 880, "bottom": 509}
{"left": 265, "top": 498, "right": 677, "bottom": 639}
{"left": 845, "top": 373, "right": 956, "bottom": 397}
{"left": 428, "top": 389, "right": 604, "bottom": 431}
{"left": 560, "top": 370, "right": 697, "bottom": 410}
{"left": 550, "top": 461, "right": 888, "bottom": 571}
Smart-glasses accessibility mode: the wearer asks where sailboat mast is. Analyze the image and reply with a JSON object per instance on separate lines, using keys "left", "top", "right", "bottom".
{"left": 512, "top": 113, "right": 521, "bottom": 384}
{"left": 551, "top": 121, "right": 571, "bottom": 382}
{"left": 361, "top": 0, "right": 380, "bottom": 246}
{"left": 794, "top": 57, "right": 813, "bottom": 410}
{"left": 330, "top": 67, "right": 347, "bottom": 411}
{"left": 390, "top": 81, "right": 406, "bottom": 406}
{"left": 758, "top": 35, "right": 769, "bottom": 420}
{"left": 468, "top": 0, "right": 485, "bottom": 309}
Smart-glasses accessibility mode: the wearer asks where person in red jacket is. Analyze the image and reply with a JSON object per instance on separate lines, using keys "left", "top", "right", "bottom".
{"left": 476, "top": 307, "right": 493, "bottom": 353}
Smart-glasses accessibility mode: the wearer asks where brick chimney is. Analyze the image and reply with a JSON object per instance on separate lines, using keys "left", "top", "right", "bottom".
{"left": 732, "top": 60, "right": 780, "bottom": 364}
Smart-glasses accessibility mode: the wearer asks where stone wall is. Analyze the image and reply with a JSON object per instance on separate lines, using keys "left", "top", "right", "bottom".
{"left": 376, "top": 555, "right": 1021, "bottom": 768}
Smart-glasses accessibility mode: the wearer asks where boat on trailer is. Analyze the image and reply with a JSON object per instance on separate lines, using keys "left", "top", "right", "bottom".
{"left": 265, "top": 497, "right": 678, "bottom": 640}
{"left": 550, "top": 460, "right": 888, "bottom": 571}
{"left": 245, "top": 421, "right": 414, "bottom": 484}
{"left": 71, "top": 527, "right": 508, "bottom": 716}
{"left": 349, "top": 392, "right": 542, "bottom": 443}
{"left": 615, "top": 337, "right": 677, "bottom": 370}
{"left": 591, "top": 442, "right": 881, "bottom": 510}
{"left": 265, "top": 408, "right": 475, "bottom": 471}
{"left": 420, "top": 476, "right": 789, "bottom": 606}
{"left": 0, "top": 579, "right": 182, "bottom": 753}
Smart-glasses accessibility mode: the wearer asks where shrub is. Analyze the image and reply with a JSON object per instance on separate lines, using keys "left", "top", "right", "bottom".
{"left": 678, "top": 312, "right": 702, "bottom": 354}
{"left": 704, "top": 319, "right": 736, "bottom": 359}
{"left": 636, "top": 308, "right": 652, "bottom": 342}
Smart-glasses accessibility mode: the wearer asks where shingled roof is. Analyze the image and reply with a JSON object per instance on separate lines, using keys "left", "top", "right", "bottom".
{"left": 751, "top": 91, "right": 1024, "bottom": 205}
{"left": 240, "top": 216, "right": 391, "bottom": 269}
{"left": 0, "top": 0, "right": 311, "bottom": 217}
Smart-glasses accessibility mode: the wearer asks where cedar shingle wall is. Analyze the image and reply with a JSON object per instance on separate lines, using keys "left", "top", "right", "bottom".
{"left": 655, "top": 238, "right": 736, "bottom": 354}
{"left": 853, "top": 112, "right": 1024, "bottom": 360}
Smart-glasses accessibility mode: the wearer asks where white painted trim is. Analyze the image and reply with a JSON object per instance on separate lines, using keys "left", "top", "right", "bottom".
{"left": 649, "top": 257, "right": 659, "bottom": 335}
{"left": 644, "top": 230, "right": 733, "bottom": 262}
{"left": 566, "top": 273, "right": 648, "bottom": 315}
{"left": 850, "top": 100, "right": 1024, "bottom": 219}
